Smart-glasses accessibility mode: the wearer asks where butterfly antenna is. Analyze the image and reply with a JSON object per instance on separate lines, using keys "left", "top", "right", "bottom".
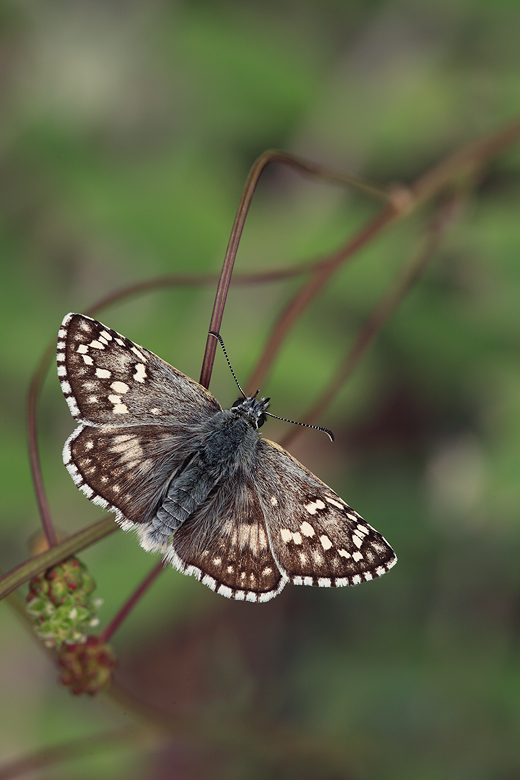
{"left": 209, "top": 332, "right": 334, "bottom": 442}
{"left": 265, "top": 412, "right": 335, "bottom": 442}
{"left": 209, "top": 332, "right": 246, "bottom": 398}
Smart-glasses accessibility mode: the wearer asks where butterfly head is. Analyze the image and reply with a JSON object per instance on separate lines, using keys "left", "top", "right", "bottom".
{"left": 231, "top": 391, "right": 270, "bottom": 429}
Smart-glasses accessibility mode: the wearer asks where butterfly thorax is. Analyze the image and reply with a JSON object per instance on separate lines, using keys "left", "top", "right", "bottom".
{"left": 147, "top": 406, "right": 262, "bottom": 548}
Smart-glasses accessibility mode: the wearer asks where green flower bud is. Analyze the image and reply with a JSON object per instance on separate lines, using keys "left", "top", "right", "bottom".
{"left": 26, "top": 557, "right": 102, "bottom": 649}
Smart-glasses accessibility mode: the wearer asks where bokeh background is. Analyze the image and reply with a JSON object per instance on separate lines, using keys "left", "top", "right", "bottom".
{"left": 2, "top": 0, "right": 520, "bottom": 778}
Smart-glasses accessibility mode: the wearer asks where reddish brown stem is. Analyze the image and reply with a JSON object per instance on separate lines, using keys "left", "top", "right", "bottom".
{"left": 0, "top": 518, "right": 117, "bottom": 600}
{"left": 27, "top": 344, "right": 58, "bottom": 548}
{"left": 280, "top": 195, "right": 463, "bottom": 449}
{"left": 101, "top": 560, "right": 165, "bottom": 642}
{"left": 246, "top": 204, "right": 397, "bottom": 394}
{"left": 198, "top": 149, "right": 391, "bottom": 390}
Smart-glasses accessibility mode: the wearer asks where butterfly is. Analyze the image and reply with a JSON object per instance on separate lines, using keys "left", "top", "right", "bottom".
{"left": 57, "top": 313, "right": 397, "bottom": 602}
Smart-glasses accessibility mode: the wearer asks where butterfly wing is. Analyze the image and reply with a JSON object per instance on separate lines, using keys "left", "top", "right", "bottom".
{"left": 57, "top": 313, "right": 221, "bottom": 427}
{"left": 163, "top": 434, "right": 395, "bottom": 601}
{"left": 63, "top": 422, "right": 207, "bottom": 534}
{"left": 165, "top": 471, "right": 287, "bottom": 602}
{"left": 254, "top": 439, "right": 397, "bottom": 587}
{"left": 58, "top": 313, "right": 222, "bottom": 536}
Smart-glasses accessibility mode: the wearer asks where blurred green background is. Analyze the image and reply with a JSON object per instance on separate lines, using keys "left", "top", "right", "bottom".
{"left": 2, "top": 0, "right": 520, "bottom": 778}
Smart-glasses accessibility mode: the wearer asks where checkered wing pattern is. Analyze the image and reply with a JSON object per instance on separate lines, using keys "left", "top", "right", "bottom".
{"left": 57, "top": 313, "right": 397, "bottom": 602}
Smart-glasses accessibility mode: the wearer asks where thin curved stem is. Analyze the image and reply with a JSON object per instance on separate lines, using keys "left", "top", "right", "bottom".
{"left": 27, "top": 343, "right": 58, "bottom": 548}
{"left": 101, "top": 560, "right": 165, "bottom": 642}
{"left": 279, "top": 194, "right": 464, "bottom": 450}
{"left": 198, "top": 149, "right": 392, "bottom": 389}
{"left": 0, "top": 518, "right": 117, "bottom": 601}
{"left": 245, "top": 204, "right": 397, "bottom": 394}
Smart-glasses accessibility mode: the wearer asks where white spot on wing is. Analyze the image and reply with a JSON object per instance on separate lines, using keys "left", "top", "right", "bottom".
{"left": 305, "top": 499, "right": 326, "bottom": 515}
{"left": 202, "top": 574, "right": 217, "bottom": 591}
{"left": 131, "top": 347, "right": 147, "bottom": 362}
{"left": 134, "top": 363, "right": 147, "bottom": 383}
{"left": 111, "top": 381, "right": 129, "bottom": 394}
{"left": 280, "top": 528, "right": 292, "bottom": 543}
{"left": 300, "top": 521, "right": 315, "bottom": 537}
{"left": 95, "top": 368, "right": 111, "bottom": 378}
{"left": 66, "top": 397, "right": 79, "bottom": 415}
{"left": 320, "top": 535, "right": 333, "bottom": 550}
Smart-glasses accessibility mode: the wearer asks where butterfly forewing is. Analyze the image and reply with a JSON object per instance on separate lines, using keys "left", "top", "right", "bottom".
{"left": 57, "top": 313, "right": 221, "bottom": 426}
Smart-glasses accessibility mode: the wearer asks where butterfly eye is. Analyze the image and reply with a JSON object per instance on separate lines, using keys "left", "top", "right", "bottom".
{"left": 232, "top": 398, "right": 245, "bottom": 409}
{"left": 257, "top": 413, "right": 267, "bottom": 428}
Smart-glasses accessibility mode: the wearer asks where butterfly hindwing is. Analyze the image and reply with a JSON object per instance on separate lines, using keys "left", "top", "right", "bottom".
{"left": 63, "top": 422, "right": 200, "bottom": 530}
{"left": 254, "top": 440, "right": 397, "bottom": 587}
{"left": 165, "top": 472, "right": 286, "bottom": 602}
